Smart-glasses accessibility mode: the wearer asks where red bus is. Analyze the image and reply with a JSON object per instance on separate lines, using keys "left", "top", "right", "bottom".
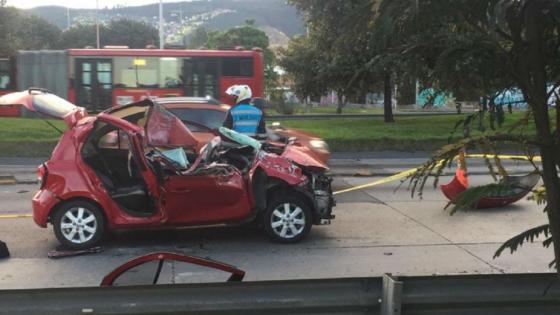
{"left": 0, "top": 57, "right": 20, "bottom": 116}
{"left": 1, "top": 48, "right": 264, "bottom": 113}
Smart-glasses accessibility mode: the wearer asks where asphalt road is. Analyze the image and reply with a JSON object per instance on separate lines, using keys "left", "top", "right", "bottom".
{"left": 0, "top": 169, "right": 553, "bottom": 290}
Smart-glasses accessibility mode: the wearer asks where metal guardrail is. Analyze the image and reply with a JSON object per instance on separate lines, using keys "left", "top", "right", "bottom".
{"left": 389, "top": 273, "right": 560, "bottom": 315}
{"left": 270, "top": 112, "right": 460, "bottom": 120}
{"left": 0, "top": 273, "right": 559, "bottom": 314}
{"left": 0, "top": 278, "right": 383, "bottom": 315}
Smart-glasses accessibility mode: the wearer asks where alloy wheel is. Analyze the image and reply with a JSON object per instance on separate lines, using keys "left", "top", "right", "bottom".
{"left": 60, "top": 207, "right": 98, "bottom": 244}
{"left": 270, "top": 203, "right": 306, "bottom": 239}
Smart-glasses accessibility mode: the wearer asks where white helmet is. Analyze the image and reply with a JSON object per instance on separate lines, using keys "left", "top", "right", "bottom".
{"left": 225, "top": 84, "right": 252, "bottom": 103}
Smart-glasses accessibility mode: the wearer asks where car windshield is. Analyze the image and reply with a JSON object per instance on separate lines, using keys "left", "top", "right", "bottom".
{"left": 167, "top": 108, "right": 226, "bottom": 132}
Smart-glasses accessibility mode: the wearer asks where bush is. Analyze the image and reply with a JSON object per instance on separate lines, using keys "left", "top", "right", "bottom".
{"left": 275, "top": 101, "right": 296, "bottom": 115}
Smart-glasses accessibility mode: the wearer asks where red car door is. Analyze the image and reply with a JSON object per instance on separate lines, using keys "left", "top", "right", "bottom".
{"left": 162, "top": 169, "right": 253, "bottom": 225}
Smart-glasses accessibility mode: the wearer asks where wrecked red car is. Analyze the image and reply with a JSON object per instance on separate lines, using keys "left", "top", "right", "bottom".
{"left": 0, "top": 89, "right": 334, "bottom": 249}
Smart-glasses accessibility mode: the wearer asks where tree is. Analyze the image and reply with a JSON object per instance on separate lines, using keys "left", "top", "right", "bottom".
{"left": 372, "top": 0, "right": 560, "bottom": 271}
{"left": 58, "top": 19, "right": 158, "bottom": 49}
{"left": 187, "top": 26, "right": 210, "bottom": 49}
{"left": 288, "top": 0, "right": 395, "bottom": 119}
{"left": 278, "top": 36, "right": 327, "bottom": 103}
{"left": 104, "top": 19, "right": 158, "bottom": 48}
{"left": 57, "top": 23, "right": 104, "bottom": 49}
{"left": 204, "top": 21, "right": 278, "bottom": 95}
{"left": 0, "top": 7, "right": 61, "bottom": 56}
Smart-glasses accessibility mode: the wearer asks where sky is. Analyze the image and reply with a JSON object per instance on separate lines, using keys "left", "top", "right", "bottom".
{"left": 10, "top": 0, "right": 187, "bottom": 9}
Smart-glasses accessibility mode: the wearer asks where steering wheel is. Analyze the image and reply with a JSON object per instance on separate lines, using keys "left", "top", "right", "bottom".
{"left": 182, "top": 120, "right": 219, "bottom": 136}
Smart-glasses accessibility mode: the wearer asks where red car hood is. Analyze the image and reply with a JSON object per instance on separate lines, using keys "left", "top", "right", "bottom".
{"left": 282, "top": 145, "right": 329, "bottom": 172}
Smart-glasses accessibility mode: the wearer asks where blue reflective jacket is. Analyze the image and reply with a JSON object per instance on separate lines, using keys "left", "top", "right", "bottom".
{"left": 230, "top": 104, "right": 263, "bottom": 136}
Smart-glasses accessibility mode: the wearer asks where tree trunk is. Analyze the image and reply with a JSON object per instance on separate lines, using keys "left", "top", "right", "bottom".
{"left": 336, "top": 90, "right": 344, "bottom": 114}
{"left": 525, "top": 1, "right": 560, "bottom": 271}
{"left": 384, "top": 72, "right": 395, "bottom": 123}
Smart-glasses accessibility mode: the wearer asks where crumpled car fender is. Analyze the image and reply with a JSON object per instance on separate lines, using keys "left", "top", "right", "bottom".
{"left": 252, "top": 151, "right": 307, "bottom": 186}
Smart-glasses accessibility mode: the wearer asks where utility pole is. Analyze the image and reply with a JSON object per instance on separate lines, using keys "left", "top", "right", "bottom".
{"left": 159, "top": 0, "right": 164, "bottom": 49}
{"left": 414, "top": 0, "right": 419, "bottom": 107}
{"left": 178, "top": 5, "right": 183, "bottom": 23}
{"left": 66, "top": 7, "right": 71, "bottom": 29}
{"left": 96, "top": 0, "right": 100, "bottom": 49}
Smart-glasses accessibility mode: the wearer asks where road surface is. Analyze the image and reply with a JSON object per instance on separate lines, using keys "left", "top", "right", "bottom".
{"left": 0, "top": 168, "right": 553, "bottom": 289}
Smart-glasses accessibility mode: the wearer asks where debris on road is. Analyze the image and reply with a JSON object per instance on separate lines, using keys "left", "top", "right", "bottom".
{"left": 47, "top": 246, "right": 104, "bottom": 259}
{"left": 0, "top": 241, "right": 10, "bottom": 258}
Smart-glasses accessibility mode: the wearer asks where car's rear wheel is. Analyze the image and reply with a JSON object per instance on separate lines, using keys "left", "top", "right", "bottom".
{"left": 262, "top": 195, "right": 312, "bottom": 243}
{"left": 52, "top": 200, "right": 105, "bottom": 250}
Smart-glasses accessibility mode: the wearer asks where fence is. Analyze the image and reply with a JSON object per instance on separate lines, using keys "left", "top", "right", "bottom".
{"left": 1, "top": 273, "right": 559, "bottom": 314}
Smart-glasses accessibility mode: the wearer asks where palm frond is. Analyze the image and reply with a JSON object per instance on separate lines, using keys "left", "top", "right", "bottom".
{"left": 528, "top": 185, "right": 547, "bottom": 205}
{"left": 446, "top": 182, "right": 516, "bottom": 215}
{"left": 494, "top": 224, "right": 551, "bottom": 258}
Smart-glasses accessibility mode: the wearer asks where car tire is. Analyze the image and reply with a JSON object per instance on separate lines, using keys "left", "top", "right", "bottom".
{"left": 262, "top": 195, "right": 312, "bottom": 243}
{"left": 52, "top": 200, "right": 105, "bottom": 250}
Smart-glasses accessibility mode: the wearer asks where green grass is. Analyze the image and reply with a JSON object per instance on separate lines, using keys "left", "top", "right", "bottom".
{"left": 0, "top": 117, "right": 66, "bottom": 157}
{"left": 279, "top": 111, "right": 535, "bottom": 152}
{"left": 0, "top": 111, "right": 534, "bottom": 156}
{"left": 268, "top": 105, "right": 385, "bottom": 115}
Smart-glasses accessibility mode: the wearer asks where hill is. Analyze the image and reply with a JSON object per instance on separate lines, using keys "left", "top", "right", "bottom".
{"left": 26, "top": 0, "right": 304, "bottom": 47}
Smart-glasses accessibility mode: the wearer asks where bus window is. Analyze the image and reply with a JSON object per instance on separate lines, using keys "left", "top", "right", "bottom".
{"left": 222, "top": 57, "right": 253, "bottom": 77}
{"left": 159, "top": 57, "right": 182, "bottom": 88}
{"left": 114, "top": 57, "right": 181, "bottom": 89}
{"left": 182, "top": 59, "right": 219, "bottom": 99}
{"left": 0, "top": 59, "right": 13, "bottom": 90}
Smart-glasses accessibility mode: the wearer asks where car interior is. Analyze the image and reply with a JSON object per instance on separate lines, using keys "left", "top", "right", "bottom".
{"left": 81, "top": 102, "right": 259, "bottom": 216}
{"left": 81, "top": 121, "right": 154, "bottom": 215}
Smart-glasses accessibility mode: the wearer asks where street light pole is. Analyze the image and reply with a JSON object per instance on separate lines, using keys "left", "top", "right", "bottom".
{"left": 96, "top": 0, "right": 100, "bottom": 49}
{"left": 159, "top": 0, "right": 164, "bottom": 49}
{"left": 66, "top": 7, "right": 71, "bottom": 29}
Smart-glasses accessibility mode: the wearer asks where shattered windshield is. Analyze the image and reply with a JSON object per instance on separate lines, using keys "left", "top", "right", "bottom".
{"left": 146, "top": 102, "right": 199, "bottom": 148}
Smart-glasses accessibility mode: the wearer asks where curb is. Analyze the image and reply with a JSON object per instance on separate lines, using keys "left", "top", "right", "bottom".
{"left": 328, "top": 171, "right": 536, "bottom": 177}
{"left": 0, "top": 173, "right": 37, "bottom": 185}
{"left": 0, "top": 176, "right": 16, "bottom": 185}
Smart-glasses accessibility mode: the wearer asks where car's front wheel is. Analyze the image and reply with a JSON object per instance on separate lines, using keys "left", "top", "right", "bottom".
{"left": 52, "top": 200, "right": 105, "bottom": 250}
{"left": 263, "top": 195, "right": 312, "bottom": 243}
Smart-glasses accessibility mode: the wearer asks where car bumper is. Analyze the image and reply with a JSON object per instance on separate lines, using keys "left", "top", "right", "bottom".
{"left": 32, "top": 189, "right": 59, "bottom": 228}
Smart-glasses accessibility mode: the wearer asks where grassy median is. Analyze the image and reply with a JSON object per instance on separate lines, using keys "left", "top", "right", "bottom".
{"left": 0, "top": 111, "right": 532, "bottom": 157}
{"left": 0, "top": 117, "right": 65, "bottom": 157}
{"left": 280, "top": 111, "right": 534, "bottom": 152}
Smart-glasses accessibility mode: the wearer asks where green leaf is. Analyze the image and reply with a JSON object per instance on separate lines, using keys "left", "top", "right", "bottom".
{"left": 445, "top": 182, "right": 515, "bottom": 215}
{"left": 494, "top": 224, "right": 551, "bottom": 258}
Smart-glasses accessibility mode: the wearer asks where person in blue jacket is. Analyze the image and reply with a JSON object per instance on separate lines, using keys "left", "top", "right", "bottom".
{"left": 223, "top": 84, "right": 267, "bottom": 140}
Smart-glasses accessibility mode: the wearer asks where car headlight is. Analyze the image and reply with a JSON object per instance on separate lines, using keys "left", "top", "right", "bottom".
{"left": 309, "top": 140, "right": 329, "bottom": 151}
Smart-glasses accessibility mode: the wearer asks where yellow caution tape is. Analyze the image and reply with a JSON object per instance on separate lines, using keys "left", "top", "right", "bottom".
{"left": 333, "top": 154, "right": 542, "bottom": 195}
{"left": 0, "top": 214, "right": 32, "bottom": 219}
{"left": 466, "top": 154, "right": 542, "bottom": 162}
{"left": 333, "top": 167, "right": 418, "bottom": 195}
